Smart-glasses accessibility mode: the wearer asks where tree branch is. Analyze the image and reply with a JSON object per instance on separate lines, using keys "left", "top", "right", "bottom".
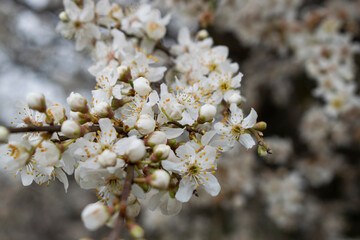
{"left": 7, "top": 125, "right": 101, "bottom": 133}
{"left": 109, "top": 164, "right": 135, "bottom": 240}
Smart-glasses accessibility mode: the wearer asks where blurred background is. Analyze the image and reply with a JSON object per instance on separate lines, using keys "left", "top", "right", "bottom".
{"left": 1, "top": 0, "right": 360, "bottom": 239}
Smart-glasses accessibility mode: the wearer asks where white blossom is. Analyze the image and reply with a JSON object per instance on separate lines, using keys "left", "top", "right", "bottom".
{"left": 81, "top": 202, "right": 110, "bottom": 231}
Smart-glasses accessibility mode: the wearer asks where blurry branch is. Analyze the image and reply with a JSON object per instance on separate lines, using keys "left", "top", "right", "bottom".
{"left": 109, "top": 164, "right": 135, "bottom": 240}
{"left": 7, "top": 125, "right": 100, "bottom": 133}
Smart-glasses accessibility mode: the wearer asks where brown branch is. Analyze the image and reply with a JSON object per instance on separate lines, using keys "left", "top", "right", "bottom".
{"left": 109, "top": 164, "right": 135, "bottom": 240}
{"left": 7, "top": 125, "right": 101, "bottom": 133}
{"left": 249, "top": 128, "right": 272, "bottom": 154}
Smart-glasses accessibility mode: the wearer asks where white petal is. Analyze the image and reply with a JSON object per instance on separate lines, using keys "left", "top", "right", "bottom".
{"left": 131, "top": 184, "right": 146, "bottom": 199}
{"left": 175, "top": 177, "right": 196, "bottom": 202}
{"left": 197, "top": 146, "right": 217, "bottom": 169}
{"left": 21, "top": 171, "right": 34, "bottom": 186}
{"left": 165, "top": 196, "right": 182, "bottom": 215}
{"left": 55, "top": 168, "right": 69, "bottom": 192}
{"left": 200, "top": 173, "right": 220, "bottom": 196}
{"left": 148, "top": 191, "right": 163, "bottom": 211}
{"left": 161, "top": 160, "right": 186, "bottom": 173}
{"left": 230, "top": 104, "right": 243, "bottom": 124}
{"left": 178, "top": 27, "right": 190, "bottom": 45}
{"left": 175, "top": 143, "right": 196, "bottom": 159}
{"left": 201, "top": 131, "right": 216, "bottom": 145}
{"left": 161, "top": 127, "right": 184, "bottom": 139}
{"left": 112, "top": 85, "right": 122, "bottom": 99}
{"left": 99, "top": 118, "right": 117, "bottom": 145}
{"left": 239, "top": 134, "right": 255, "bottom": 149}
{"left": 112, "top": 137, "right": 129, "bottom": 155}
{"left": 92, "top": 89, "right": 109, "bottom": 105}
{"left": 242, "top": 108, "right": 258, "bottom": 128}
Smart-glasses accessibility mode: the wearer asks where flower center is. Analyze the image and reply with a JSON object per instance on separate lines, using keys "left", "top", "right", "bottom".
{"left": 219, "top": 81, "right": 231, "bottom": 92}
{"left": 188, "top": 164, "right": 200, "bottom": 175}
{"left": 73, "top": 20, "right": 83, "bottom": 29}
{"left": 231, "top": 125, "right": 243, "bottom": 137}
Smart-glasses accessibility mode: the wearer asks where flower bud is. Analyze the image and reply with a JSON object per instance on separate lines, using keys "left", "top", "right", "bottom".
{"left": 59, "top": 11, "right": 69, "bottom": 22}
{"left": 117, "top": 65, "right": 132, "bottom": 83}
{"left": 67, "top": 92, "right": 88, "bottom": 113}
{"left": 258, "top": 145, "right": 268, "bottom": 157}
{"left": 196, "top": 29, "right": 209, "bottom": 40}
{"left": 127, "top": 195, "right": 141, "bottom": 218}
{"left": 227, "top": 93, "right": 242, "bottom": 105}
{"left": 61, "top": 120, "right": 84, "bottom": 138}
{"left": 133, "top": 77, "right": 152, "bottom": 97}
{"left": 26, "top": 93, "right": 46, "bottom": 112}
{"left": 136, "top": 114, "right": 155, "bottom": 135}
{"left": 146, "top": 21, "right": 166, "bottom": 40}
{"left": 151, "top": 144, "right": 170, "bottom": 161}
{"left": 0, "top": 126, "right": 10, "bottom": 143}
{"left": 81, "top": 202, "right": 110, "bottom": 231}
{"left": 94, "top": 102, "right": 113, "bottom": 118}
{"left": 253, "top": 121, "right": 267, "bottom": 131}
{"left": 163, "top": 103, "right": 183, "bottom": 120}
{"left": 149, "top": 169, "right": 170, "bottom": 189}
{"left": 128, "top": 223, "right": 145, "bottom": 239}
{"left": 70, "top": 111, "right": 91, "bottom": 124}
{"left": 47, "top": 104, "right": 66, "bottom": 124}
{"left": 126, "top": 138, "right": 146, "bottom": 163}
{"left": 98, "top": 149, "right": 117, "bottom": 168}
{"left": 146, "top": 131, "right": 167, "bottom": 147}
{"left": 112, "top": 96, "right": 133, "bottom": 110}
{"left": 199, "top": 104, "right": 216, "bottom": 123}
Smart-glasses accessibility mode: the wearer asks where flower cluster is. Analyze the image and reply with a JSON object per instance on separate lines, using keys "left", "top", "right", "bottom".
{"left": 0, "top": 0, "right": 270, "bottom": 237}
{"left": 288, "top": 9, "right": 360, "bottom": 116}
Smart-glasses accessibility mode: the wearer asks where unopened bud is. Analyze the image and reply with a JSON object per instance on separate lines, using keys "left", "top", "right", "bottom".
{"left": 126, "top": 138, "right": 146, "bottom": 163}
{"left": 258, "top": 145, "right": 268, "bottom": 157}
{"left": 47, "top": 104, "right": 66, "bottom": 124}
{"left": 151, "top": 144, "right": 170, "bottom": 161}
{"left": 81, "top": 202, "right": 110, "bottom": 231}
{"left": 227, "top": 93, "right": 242, "bottom": 105}
{"left": 67, "top": 92, "right": 88, "bottom": 113}
{"left": 98, "top": 149, "right": 117, "bottom": 168}
{"left": 196, "top": 29, "right": 209, "bottom": 40}
{"left": 129, "top": 223, "right": 145, "bottom": 239}
{"left": 0, "top": 126, "right": 10, "bottom": 143}
{"left": 70, "top": 111, "right": 91, "bottom": 124}
{"left": 61, "top": 120, "right": 85, "bottom": 138}
{"left": 136, "top": 114, "right": 155, "bottom": 135}
{"left": 133, "top": 77, "right": 152, "bottom": 97}
{"left": 26, "top": 92, "right": 46, "bottom": 112}
{"left": 163, "top": 103, "right": 183, "bottom": 120}
{"left": 146, "top": 21, "right": 166, "bottom": 40}
{"left": 117, "top": 65, "right": 132, "bottom": 83}
{"left": 127, "top": 197, "right": 141, "bottom": 218}
{"left": 198, "top": 104, "right": 216, "bottom": 123}
{"left": 94, "top": 102, "right": 113, "bottom": 118}
{"left": 59, "top": 11, "right": 69, "bottom": 22}
{"left": 146, "top": 131, "right": 167, "bottom": 147}
{"left": 149, "top": 169, "right": 170, "bottom": 189}
{"left": 111, "top": 98, "right": 128, "bottom": 110}
{"left": 253, "top": 121, "right": 267, "bottom": 131}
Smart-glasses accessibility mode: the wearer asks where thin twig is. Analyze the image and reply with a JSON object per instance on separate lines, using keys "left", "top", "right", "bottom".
{"left": 109, "top": 164, "right": 135, "bottom": 240}
{"left": 7, "top": 125, "right": 101, "bottom": 133}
